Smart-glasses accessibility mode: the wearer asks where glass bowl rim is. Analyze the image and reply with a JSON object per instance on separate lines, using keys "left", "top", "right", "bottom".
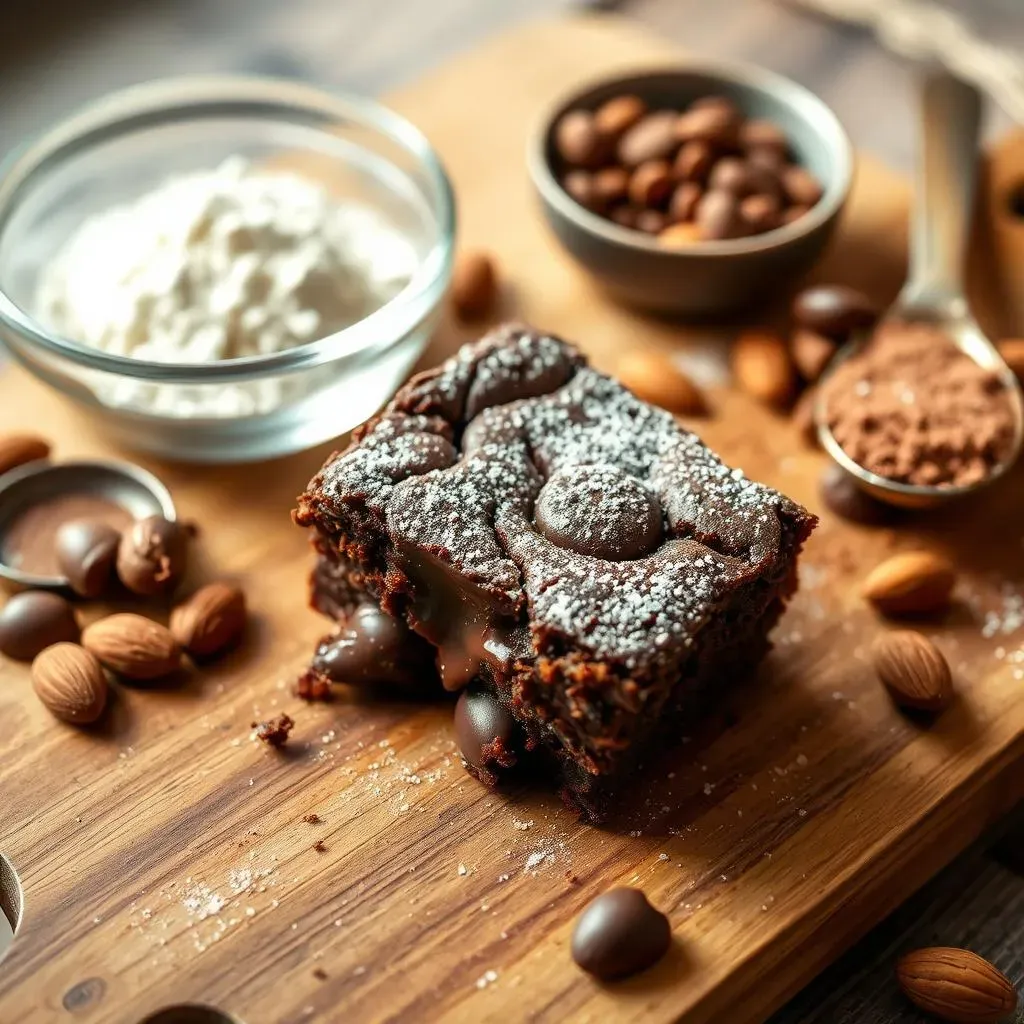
{"left": 0, "top": 74, "right": 456, "bottom": 383}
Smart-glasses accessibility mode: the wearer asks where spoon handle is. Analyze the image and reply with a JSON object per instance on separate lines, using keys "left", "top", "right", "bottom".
{"left": 898, "top": 71, "right": 983, "bottom": 319}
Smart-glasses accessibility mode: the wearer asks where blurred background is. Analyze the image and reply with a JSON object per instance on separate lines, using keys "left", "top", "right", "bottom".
{"left": 1, "top": 0, "right": 1021, "bottom": 173}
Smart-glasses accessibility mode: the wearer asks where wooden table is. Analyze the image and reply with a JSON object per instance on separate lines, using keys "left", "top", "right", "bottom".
{"left": 1, "top": 3, "right": 1023, "bottom": 1022}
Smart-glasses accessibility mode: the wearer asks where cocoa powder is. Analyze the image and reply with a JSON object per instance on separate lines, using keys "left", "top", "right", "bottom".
{"left": 822, "top": 322, "right": 1017, "bottom": 487}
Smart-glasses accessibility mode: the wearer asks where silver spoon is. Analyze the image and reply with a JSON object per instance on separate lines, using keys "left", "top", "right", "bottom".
{"left": 815, "top": 70, "right": 1024, "bottom": 509}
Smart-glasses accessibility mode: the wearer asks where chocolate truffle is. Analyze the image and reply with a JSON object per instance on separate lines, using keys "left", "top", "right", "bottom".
{"left": 55, "top": 519, "right": 121, "bottom": 598}
{"left": 0, "top": 591, "right": 79, "bottom": 662}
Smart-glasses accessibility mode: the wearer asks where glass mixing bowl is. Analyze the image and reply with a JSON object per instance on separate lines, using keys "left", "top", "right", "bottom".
{"left": 0, "top": 76, "right": 454, "bottom": 463}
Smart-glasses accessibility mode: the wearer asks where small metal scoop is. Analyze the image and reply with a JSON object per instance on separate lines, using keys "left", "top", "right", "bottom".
{"left": 815, "top": 71, "right": 1024, "bottom": 509}
{"left": 0, "top": 459, "right": 176, "bottom": 591}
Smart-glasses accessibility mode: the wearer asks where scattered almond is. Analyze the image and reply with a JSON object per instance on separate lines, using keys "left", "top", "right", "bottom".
{"left": 998, "top": 338, "right": 1024, "bottom": 380}
{"left": 82, "top": 613, "right": 181, "bottom": 680}
{"left": 861, "top": 551, "right": 956, "bottom": 616}
{"left": 451, "top": 251, "right": 498, "bottom": 320}
{"left": 31, "top": 643, "right": 107, "bottom": 725}
{"left": 872, "top": 630, "right": 952, "bottom": 712}
{"left": 791, "top": 328, "right": 836, "bottom": 383}
{"left": 617, "top": 351, "right": 707, "bottom": 416}
{"left": 171, "top": 582, "right": 247, "bottom": 659}
{"left": 731, "top": 330, "right": 796, "bottom": 407}
{"left": 0, "top": 434, "right": 51, "bottom": 476}
{"left": 896, "top": 947, "right": 1017, "bottom": 1024}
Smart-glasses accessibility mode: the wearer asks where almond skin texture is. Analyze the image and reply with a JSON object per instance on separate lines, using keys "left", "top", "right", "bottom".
{"left": 82, "top": 614, "right": 181, "bottom": 680}
{"left": 171, "top": 582, "right": 246, "bottom": 659}
{"left": 896, "top": 947, "right": 1017, "bottom": 1023}
{"left": 873, "top": 630, "right": 952, "bottom": 712}
{"left": 31, "top": 643, "right": 107, "bottom": 725}
{"left": 617, "top": 351, "right": 708, "bottom": 416}
{"left": 451, "top": 251, "right": 498, "bottom": 321}
{"left": 861, "top": 551, "right": 956, "bottom": 616}
{"left": 732, "top": 330, "right": 796, "bottom": 407}
{"left": 0, "top": 434, "right": 51, "bottom": 476}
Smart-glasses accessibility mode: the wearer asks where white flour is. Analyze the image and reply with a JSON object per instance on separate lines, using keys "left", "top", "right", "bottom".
{"left": 37, "top": 156, "right": 418, "bottom": 417}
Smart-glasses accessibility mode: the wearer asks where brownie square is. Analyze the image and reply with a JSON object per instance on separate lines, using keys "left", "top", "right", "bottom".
{"left": 295, "top": 324, "right": 816, "bottom": 815}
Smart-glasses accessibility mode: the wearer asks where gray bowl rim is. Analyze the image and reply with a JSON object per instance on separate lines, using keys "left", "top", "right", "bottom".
{"left": 0, "top": 74, "right": 456, "bottom": 383}
{"left": 527, "top": 60, "right": 854, "bottom": 257}
{"left": 0, "top": 458, "right": 177, "bottom": 589}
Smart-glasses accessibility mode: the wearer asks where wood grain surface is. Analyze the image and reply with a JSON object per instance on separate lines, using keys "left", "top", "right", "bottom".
{"left": 2, "top": 13, "right": 1024, "bottom": 1024}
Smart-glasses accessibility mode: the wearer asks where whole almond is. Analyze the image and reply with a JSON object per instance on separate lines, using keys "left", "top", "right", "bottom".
{"left": 873, "top": 630, "right": 952, "bottom": 712}
{"left": 0, "top": 434, "right": 51, "bottom": 476}
{"left": 791, "top": 329, "right": 837, "bottom": 383}
{"left": 82, "top": 613, "right": 181, "bottom": 680}
{"left": 31, "top": 643, "right": 107, "bottom": 725}
{"left": 171, "top": 582, "right": 247, "bottom": 659}
{"left": 618, "top": 351, "right": 708, "bottom": 416}
{"left": 896, "top": 947, "right": 1017, "bottom": 1023}
{"left": 732, "top": 330, "right": 796, "bottom": 407}
{"left": 998, "top": 338, "right": 1024, "bottom": 380}
{"left": 451, "top": 251, "right": 498, "bottom": 321}
{"left": 861, "top": 551, "right": 956, "bottom": 616}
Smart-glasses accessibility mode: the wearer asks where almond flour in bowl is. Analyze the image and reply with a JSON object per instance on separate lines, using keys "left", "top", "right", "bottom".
{"left": 36, "top": 156, "right": 418, "bottom": 418}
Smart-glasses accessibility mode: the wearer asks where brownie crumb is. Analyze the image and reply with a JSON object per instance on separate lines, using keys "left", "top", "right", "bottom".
{"left": 313, "top": 967, "right": 328, "bottom": 981}
{"left": 313, "top": 839, "right": 327, "bottom": 853}
{"left": 296, "top": 668, "right": 332, "bottom": 702}
{"left": 252, "top": 713, "right": 294, "bottom": 747}
{"left": 302, "top": 813, "right": 323, "bottom": 825}
{"left": 565, "top": 871, "right": 581, "bottom": 886}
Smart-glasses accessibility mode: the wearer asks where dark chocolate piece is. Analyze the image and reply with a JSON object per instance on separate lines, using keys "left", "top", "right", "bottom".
{"left": 296, "top": 324, "right": 816, "bottom": 815}
{"left": 454, "top": 686, "right": 521, "bottom": 783}
{"left": 55, "top": 520, "right": 121, "bottom": 598}
{"left": 117, "top": 516, "right": 188, "bottom": 596}
{"left": 571, "top": 888, "right": 672, "bottom": 980}
{"left": 0, "top": 591, "right": 79, "bottom": 661}
{"left": 311, "top": 602, "right": 432, "bottom": 689}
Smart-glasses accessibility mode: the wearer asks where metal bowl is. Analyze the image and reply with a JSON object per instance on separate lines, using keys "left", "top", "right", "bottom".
{"left": 528, "top": 64, "right": 854, "bottom": 316}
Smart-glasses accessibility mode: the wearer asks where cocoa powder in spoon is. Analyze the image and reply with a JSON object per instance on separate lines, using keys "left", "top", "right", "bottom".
{"left": 822, "top": 322, "right": 1017, "bottom": 487}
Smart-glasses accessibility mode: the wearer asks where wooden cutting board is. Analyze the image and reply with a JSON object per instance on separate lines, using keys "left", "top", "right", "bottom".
{"left": 3, "top": 14, "right": 1024, "bottom": 1024}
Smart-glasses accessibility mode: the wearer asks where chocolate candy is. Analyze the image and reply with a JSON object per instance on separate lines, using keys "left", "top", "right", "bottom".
{"left": 740, "top": 193, "right": 781, "bottom": 234}
{"left": 116, "top": 515, "right": 188, "bottom": 596}
{"left": 535, "top": 464, "right": 663, "bottom": 560}
{"left": 740, "top": 118, "right": 788, "bottom": 158}
{"left": 675, "top": 103, "right": 740, "bottom": 148}
{"left": 454, "top": 686, "right": 520, "bottom": 776}
{"left": 555, "top": 110, "right": 608, "bottom": 169}
{"left": 592, "top": 167, "right": 630, "bottom": 208}
{"left": 55, "top": 519, "right": 121, "bottom": 598}
{"left": 668, "top": 182, "right": 702, "bottom": 224}
{"left": 593, "top": 94, "right": 647, "bottom": 140}
{"left": 781, "top": 164, "right": 825, "bottom": 206}
{"left": 571, "top": 888, "right": 672, "bottom": 980}
{"left": 673, "top": 140, "right": 713, "bottom": 183}
{"left": 635, "top": 209, "right": 666, "bottom": 235}
{"left": 563, "top": 170, "right": 598, "bottom": 212}
{"left": 792, "top": 285, "right": 880, "bottom": 338}
{"left": 696, "top": 189, "right": 743, "bottom": 240}
{"left": 0, "top": 591, "right": 79, "bottom": 662}
{"left": 617, "top": 111, "right": 679, "bottom": 168}
{"left": 627, "top": 160, "right": 673, "bottom": 208}
{"left": 554, "top": 91, "right": 823, "bottom": 244}
{"left": 312, "top": 603, "right": 429, "bottom": 687}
